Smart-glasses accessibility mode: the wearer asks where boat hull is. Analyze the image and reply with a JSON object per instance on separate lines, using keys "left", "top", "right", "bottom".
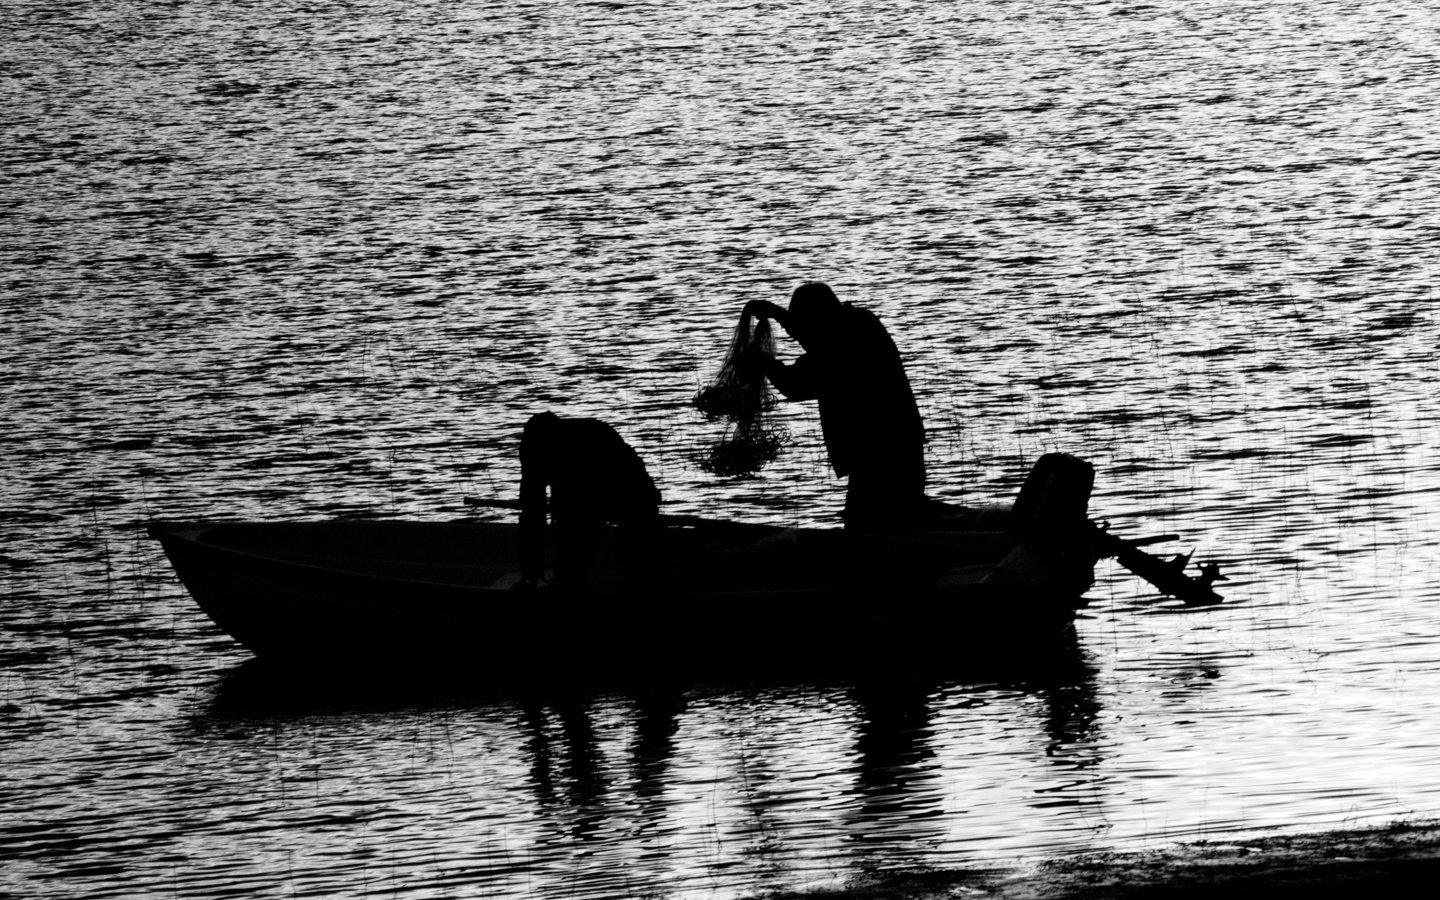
{"left": 150, "top": 518, "right": 1093, "bottom": 678}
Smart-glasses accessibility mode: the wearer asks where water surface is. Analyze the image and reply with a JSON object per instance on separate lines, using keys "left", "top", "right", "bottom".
{"left": 5, "top": 1, "right": 1440, "bottom": 897}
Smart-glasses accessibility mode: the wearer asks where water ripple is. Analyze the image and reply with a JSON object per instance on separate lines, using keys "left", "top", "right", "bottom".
{"left": 7, "top": 0, "right": 1440, "bottom": 897}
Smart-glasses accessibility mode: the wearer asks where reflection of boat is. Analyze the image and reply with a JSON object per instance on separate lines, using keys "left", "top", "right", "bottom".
{"left": 148, "top": 454, "right": 1219, "bottom": 675}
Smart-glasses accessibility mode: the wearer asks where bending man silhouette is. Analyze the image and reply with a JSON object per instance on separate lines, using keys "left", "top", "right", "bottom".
{"left": 518, "top": 412, "right": 661, "bottom": 589}
{"left": 743, "top": 282, "right": 926, "bottom": 527}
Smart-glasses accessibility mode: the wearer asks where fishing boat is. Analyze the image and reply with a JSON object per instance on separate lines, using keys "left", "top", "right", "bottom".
{"left": 148, "top": 454, "right": 1222, "bottom": 678}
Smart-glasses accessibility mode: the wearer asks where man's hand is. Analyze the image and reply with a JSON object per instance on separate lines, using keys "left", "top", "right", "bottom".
{"left": 743, "top": 300, "right": 786, "bottom": 323}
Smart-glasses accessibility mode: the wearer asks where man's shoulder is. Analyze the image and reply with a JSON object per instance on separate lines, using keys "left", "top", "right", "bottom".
{"left": 839, "top": 303, "right": 896, "bottom": 342}
{"left": 840, "top": 302, "right": 885, "bottom": 325}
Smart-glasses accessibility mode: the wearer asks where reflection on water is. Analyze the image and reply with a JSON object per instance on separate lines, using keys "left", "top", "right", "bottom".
{"left": 161, "top": 651, "right": 1102, "bottom": 898}
{"left": 7, "top": 0, "right": 1440, "bottom": 897}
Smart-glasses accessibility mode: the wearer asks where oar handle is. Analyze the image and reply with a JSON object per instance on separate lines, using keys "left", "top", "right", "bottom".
{"left": 463, "top": 496, "right": 712, "bottom": 529}
{"left": 465, "top": 497, "right": 523, "bottom": 511}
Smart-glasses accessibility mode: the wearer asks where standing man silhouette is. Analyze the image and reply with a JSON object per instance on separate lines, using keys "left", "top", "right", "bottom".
{"left": 742, "top": 282, "right": 926, "bottom": 527}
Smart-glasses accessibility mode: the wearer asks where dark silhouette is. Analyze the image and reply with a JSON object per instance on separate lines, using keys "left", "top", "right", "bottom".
{"left": 849, "top": 680, "right": 942, "bottom": 828}
{"left": 519, "top": 412, "right": 660, "bottom": 589}
{"left": 742, "top": 282, "right": 926, "bottom": 526}
{"left": 521, "top": 698, "right": 604, "bottom": 809}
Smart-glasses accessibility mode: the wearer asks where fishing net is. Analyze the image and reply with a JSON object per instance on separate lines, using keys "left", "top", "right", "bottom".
{"left": 693, "top": 310, "right": 792, "bottom": 476}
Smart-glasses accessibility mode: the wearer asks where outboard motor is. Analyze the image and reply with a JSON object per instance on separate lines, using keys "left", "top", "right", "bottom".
{"left": 1012, "top": 452, "right": 1225, "bottom": 606}
{"left": 1011, "top": 452, "right": 1095, "bottom": 549}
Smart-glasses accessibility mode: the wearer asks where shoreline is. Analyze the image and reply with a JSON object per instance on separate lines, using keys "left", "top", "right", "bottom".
{"left": 756, "top": 819, "right": 1440, "bottom": 898}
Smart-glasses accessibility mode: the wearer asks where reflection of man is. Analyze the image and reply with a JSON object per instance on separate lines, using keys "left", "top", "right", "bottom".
{"left": 743, "top": 282, "right": 926, "bottom": 526}
{"left": 518, "top": 412, "right": 660, "bottom": 589}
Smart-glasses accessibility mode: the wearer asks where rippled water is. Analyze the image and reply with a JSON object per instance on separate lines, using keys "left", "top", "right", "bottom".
{"left": 5, "top": 0, "right": 1440, "bottom": 897}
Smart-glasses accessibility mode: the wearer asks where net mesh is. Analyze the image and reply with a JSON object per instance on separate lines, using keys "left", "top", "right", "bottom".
{"left": 693, "top": 311, "right": 792, "bottom": 476}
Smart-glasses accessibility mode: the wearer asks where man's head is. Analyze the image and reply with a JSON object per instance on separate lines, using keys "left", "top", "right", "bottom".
{"left": 787, "top": 282, "right": 842, "bottom": 349}
{"left": 524, "top": 411, "right": 562, "bottom": 444}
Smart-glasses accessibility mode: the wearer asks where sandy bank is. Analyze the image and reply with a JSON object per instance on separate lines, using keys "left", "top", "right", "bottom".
{"left": 755, "top": 820, "right": 1440, "bottom": 899}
